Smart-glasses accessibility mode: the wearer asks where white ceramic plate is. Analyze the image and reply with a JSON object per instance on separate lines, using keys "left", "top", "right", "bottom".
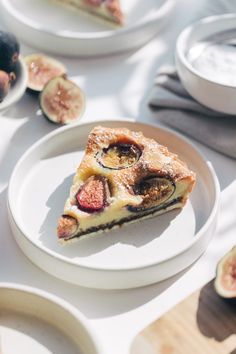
{"left": 0, "top": 283, "right": 103, "bottom": 354}
{"left": 0, "top": 57, "right": 28, "bottom": 112}
{"left": 1, "top": 0, "right": 174, "bottom": 57}
{"left": 8, "top": 120, "right": 220, "bottom": 289}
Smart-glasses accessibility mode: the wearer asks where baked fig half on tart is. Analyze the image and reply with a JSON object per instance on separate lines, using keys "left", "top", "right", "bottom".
{"left": 57, "top": 126, "right": 196, "bottom": 244}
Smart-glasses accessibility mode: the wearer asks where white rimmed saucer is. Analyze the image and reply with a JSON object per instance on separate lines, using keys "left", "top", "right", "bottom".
{"left": 1, "top": 0, "right": 175, "bottom": 57}
{"left": 0, "top": 57, "right": 28, "bottom": 112}
{"left": 7, "top": 119, "right": 220, "bottom": 289}
{"left": 0, "top": 283, "right": 104, "bottom": 354}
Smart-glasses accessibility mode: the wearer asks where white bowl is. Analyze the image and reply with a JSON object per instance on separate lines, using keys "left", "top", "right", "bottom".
{"left": 1, "top": 0, "right": 175, "bottom": 57}
{"left": 176, "top": 14, "right": 236, "bottom": 115}
{"left": 0, "top": 57, "right": 28, "bottom": 112}
{"left": 0, "top": 283, "right": 104, "bottom": 354}
{"left": 7, "top": 119, "right": 220, "bottom": 289}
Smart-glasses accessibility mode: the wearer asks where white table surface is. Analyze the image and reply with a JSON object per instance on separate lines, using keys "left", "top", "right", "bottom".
{"left": 0, "top": 1, "right": 236, "bottom": 353}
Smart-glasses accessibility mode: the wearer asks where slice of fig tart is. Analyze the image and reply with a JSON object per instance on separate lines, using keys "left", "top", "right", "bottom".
{"left": 57, "top": 126, "right": 196, "bottom": 244}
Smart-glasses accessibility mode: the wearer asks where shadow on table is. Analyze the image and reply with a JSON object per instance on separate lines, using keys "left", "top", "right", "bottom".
{"left": 0, "top": 92, "right": 56, "bottom": 186}
{"left": 196, "top": 281, "right": 236, "bottom": 342}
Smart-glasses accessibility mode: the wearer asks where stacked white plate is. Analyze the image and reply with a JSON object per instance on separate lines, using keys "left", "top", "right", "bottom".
{"left": 1, "top": 0, "right": 175, "bottom": 56}
{"left": 8, "top": 119, "right": 220, "bottom": 289}
{"left": 0, "top": 284, "right": 103, "bottom": 354}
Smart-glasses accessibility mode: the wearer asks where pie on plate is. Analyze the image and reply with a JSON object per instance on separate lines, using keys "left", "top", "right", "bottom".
{"left": 57, "top": 126, "right": 196, "bottom": 244}
{"left": 53, "top": 0, "right": 124, "bottom": 26}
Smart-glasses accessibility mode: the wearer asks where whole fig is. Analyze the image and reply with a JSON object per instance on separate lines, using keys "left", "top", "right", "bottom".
{"left": 0, "top": 31, "right": 20, "bottom": 73}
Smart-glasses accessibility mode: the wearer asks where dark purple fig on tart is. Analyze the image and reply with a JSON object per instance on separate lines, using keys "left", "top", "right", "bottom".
{"left": 128, "top": 176, "right": 176, "bottom": 212}
{"left": 40, "top": 75, "right": 86, "bottom": 124}
{"left": 97, "top": 143, "right": 141, "bottom": 170}
{"left": 57, "top": 215, "right": 78, "bottom": 240}
{"left": 214, "top": 246, "right": 236, "bottom": 299}
{"left": 24, "top": 54, "right": 66, "bottom": 92}
{"left": 76, "top": 175, "right": 110, "bottom": 213}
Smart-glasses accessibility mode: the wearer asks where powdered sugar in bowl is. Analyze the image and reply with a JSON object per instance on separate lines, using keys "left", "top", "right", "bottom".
{"left": 176, "top": 14, "right": 236, "bottom": 115}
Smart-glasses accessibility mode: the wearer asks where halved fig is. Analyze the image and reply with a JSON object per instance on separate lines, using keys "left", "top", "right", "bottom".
{"left": 128, "top": 176, "right": 175, "bottom": 212}
{"left": 40, "top": 75, "right": 86, "bottom": 124}
{"left": 57, "top": 214, "right": 78, "bottom": 239}
{"left": 76, "top": 175, "right": 110, "bottom": 213}
{"left": 97, "top": 143, "right": 141, "bottom": 170}
{"left": 215, "top": 246, "right": 236, "bottom": 299}
{"left": 24, "top": 54, "right": 66, "bottom": 92}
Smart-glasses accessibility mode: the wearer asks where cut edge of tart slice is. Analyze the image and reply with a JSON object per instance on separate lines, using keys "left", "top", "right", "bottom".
{"left": 53, "top": 0, "right": 124, "bottom": 26}
{"left": 57, "top": 126, "right": 196, "bottom": 244}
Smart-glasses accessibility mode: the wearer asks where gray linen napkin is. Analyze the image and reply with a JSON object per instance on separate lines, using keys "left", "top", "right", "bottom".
{"left": 149, "top": 66, "right": 236, "bottom": 159}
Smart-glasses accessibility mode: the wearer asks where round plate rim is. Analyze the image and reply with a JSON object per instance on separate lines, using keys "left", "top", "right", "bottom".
{"left": 0, "top": 282, "right": 104, "bottom": 354}
{"left": 8, "top": 119, "right": 220, "bottom": 272}
{"left": 2, "top": 0, "right": 174, "bottom": 40}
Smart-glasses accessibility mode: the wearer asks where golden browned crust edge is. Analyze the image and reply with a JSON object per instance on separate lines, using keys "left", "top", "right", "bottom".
{"left": 85, "top": 126, "right": 196, "bottom": 184}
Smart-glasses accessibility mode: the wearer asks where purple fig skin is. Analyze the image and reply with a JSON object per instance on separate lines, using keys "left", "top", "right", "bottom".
{"left": 0, "top": 70, "right": 11, "bottom": 102}
{"left": 0, "top": 31, "right": 20, "bottom": 73}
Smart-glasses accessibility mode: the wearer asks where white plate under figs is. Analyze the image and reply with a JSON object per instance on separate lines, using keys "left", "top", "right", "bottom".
{"left": 1, "top": 0, "right": 174, "bottom": 57}
{"left": 0, "top": 283, "right": 103, "bottom": 354}
{"left": 8, "top": 120, "right": 220, "bottom": 289}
